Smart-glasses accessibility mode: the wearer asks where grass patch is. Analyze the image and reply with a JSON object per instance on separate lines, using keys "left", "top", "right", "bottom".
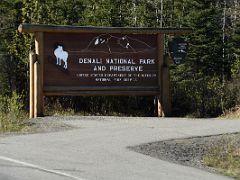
{"left": 222, "top": 105, "right": 240, "bottom": 119}
{"left": 203, "top": 141, "right": 240, "bottom": 179}
{"left": 0, "top": 112, "right": 28, "bottom": 132}
{"left": 0, "top": 92, "right": 28, "bottom": 132}
{"left": 45, "top": 107, "right": 76, "bottom": 117}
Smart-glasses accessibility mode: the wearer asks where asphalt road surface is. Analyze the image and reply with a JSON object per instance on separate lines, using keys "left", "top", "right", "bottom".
{"left": 0, "top": 116, "right": 240, "bottom": 180}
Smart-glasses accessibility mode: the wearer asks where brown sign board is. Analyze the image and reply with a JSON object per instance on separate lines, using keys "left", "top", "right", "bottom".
{"left": 44, "top": 32, "right": 159, "bottom": 95}
{"left": 18, "top": 24, "right": 192, "bottom": 117}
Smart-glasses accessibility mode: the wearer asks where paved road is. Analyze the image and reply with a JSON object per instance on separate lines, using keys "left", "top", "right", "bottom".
{"left": 0, "top": 116, "right": 240, "bottom": 180}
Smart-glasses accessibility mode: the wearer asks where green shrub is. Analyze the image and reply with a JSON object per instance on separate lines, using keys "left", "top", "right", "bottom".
{"left": 171, "top": 67, "right": 239, "bottom": 118}
{"left": 0, "top": 92, "right": 27, "bottom": 132}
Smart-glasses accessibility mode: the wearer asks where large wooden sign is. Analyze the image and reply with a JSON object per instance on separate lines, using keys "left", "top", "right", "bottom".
{"left": 44, "top": 32, "right": 158, "bottom": 94}
{"left": 18, "top": 24, "right": 192, "bottom": 118}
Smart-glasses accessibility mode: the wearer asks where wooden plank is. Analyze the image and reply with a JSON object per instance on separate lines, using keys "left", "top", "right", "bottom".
{"left": 44, "top": 86, "right": 159, "bottom": 92}
{"left": 44, "top": 91, "right": 159, "bottom": 96}
{"left": 18, "top": 23, "right": 193, "bottom": 34}
{"left": 43, "top": 32, "right": 158, "bottom": 88}
{"left": 34, "top": 32, "right": 44, "bottom": 117}
{"left": 155, "top": 33, "right": 165, "bottom": 117}
{"left": 29, "top": 52, "right": 35, "bottom": 118}
{"left": 162, "top": 56, "right": 171, "bottom": 116}
{"left": 162, "top": 67, "right": 171, "bottom": 116}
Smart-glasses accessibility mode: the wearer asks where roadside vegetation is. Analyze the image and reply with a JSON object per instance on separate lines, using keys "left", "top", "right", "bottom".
{"left": 203, "top": 141, "right": 240, "bottom": 180}
{"left": 222, "top": 106, "right": 240, "bottom": 119}
{"left": 0, "top": 92, "right": 27, "bottom": 132}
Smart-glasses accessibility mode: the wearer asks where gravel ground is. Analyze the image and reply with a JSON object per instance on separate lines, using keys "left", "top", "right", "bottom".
{"left": 129, "top": 132, "right": 240, "bottom": 170}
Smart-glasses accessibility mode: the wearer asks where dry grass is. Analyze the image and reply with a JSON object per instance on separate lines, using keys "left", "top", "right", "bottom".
{"left": 222, "top": 105, "right": 240, "bottom": 119}
{"left": 203, "top": 142, "right": 240, "bottom": 179}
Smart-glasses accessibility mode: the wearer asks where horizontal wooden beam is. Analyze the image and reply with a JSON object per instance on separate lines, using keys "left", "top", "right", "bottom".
{"left": 44, "top": 86, "right": 159, "bottom": 92}
{"left": 18, "top": 24, "right": 192, "bottom": 34}
{"left": 44, "top": 91, "right": 159, "bottom": 96}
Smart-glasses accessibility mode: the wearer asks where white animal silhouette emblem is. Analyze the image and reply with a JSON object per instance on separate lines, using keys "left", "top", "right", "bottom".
{"left": 54, "top": 46, "right": 69, "bottom": 69}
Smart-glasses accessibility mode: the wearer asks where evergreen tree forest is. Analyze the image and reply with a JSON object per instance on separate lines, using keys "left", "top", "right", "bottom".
{"left": 0, "top": 0, "right": 240, "bottom": 117}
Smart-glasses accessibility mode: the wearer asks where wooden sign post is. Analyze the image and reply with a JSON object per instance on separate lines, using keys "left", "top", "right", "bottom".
{"left": 18, "top": 24, "right": 192, "bottom": 118}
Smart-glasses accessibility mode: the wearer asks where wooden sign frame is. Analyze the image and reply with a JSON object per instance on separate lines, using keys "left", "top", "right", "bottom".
{"left": 18, "top": 24, "right": 192, "bottom": 118}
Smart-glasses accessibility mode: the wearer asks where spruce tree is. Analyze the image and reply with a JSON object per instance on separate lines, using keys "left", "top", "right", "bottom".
{"left": 170, "top": 0, "right": 227, "bottom": 117}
